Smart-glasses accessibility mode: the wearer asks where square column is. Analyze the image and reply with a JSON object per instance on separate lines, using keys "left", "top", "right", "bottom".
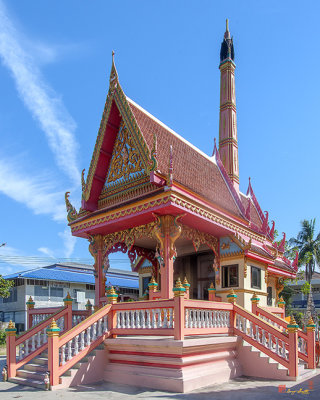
{"left": 153, "top": 215, "right": 183, "bottom": 299}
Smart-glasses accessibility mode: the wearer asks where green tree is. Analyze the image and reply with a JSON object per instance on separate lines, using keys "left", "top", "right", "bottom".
{"left": 0, "top": 275, "right": 14, "bottom": 298}
{"left": 289, "top": 219, "right": 320, "bottom": 283}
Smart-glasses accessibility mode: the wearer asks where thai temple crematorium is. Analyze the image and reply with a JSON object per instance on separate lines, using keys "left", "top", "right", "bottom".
{"left": 5, "top": 21, "right": 319, "bottom": 392}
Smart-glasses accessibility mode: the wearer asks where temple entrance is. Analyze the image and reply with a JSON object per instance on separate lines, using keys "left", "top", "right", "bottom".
{"left": 173, "top": 251, "right": 215, "bottom": 300}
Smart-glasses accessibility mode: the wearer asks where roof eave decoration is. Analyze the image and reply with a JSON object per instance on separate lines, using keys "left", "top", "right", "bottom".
{"left": 81, "top": 52, "right": 158, "bottom": 210}
{"left": 213, "top": 138, "right": 246, "bottom": 218}
{"left": 65, "top": 192, "right": 78, "bottom": 223}
{"left": 246, "top": 177, "right": 264, "bottom": 223}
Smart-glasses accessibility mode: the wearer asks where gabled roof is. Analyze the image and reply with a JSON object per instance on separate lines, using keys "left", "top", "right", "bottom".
{"left": 127, "top": 99, "right": 244, "bottom": 218}
{"left": 80, "top": 56, "right": 249, "bottom": 221}
{"left": 4, "top": 264, "right": 139, "bottom": 289}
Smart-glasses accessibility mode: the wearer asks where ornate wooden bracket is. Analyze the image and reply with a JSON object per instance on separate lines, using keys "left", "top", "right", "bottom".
{"left": 88, "top": 234, "right": 108, "bottom": 272}
{"left": 152, "top": 214, "right": 184, "bottom": 260}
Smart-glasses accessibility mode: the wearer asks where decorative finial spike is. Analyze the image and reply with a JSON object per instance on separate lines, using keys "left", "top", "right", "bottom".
{"left": 226, "top": 19, "right": 229, "bottom": 32}
{"left": 112, "top": 50, "right": 115, "bottom": 59}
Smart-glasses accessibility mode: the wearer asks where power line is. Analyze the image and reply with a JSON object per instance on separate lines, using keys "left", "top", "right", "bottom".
{"left": 0, "top": 255, "right": 130, "bottom": 266}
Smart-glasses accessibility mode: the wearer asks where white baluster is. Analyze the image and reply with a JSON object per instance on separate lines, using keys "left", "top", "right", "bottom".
{"left": 163, "top": 309, "right": 168, "bottom": 328}
{"left": 157, "top": 309, "right": 162, "bottom": 328}
{"left": 141, "top": 311, "right": 145, "bottom": 329}
{"left": 213, "top": 311, "right": 217, "bottom": 328}
{"left": 188, "top": 310, "right": 193, "bottom": 328}
{"left": 98, "top": 319, "right": 103, "bottom": 336}
{"left": 24, "top": 339, "right": 29, "bottom": 356}
{"left": 103, "top": 315, "right": 108, "bottom": 332}
{"left": 61, "top": 345, "right": 66, "bottom": 365}
{"left": 67, "top": 341, "right": 72, "bottom": 360}
{"left": 31, "top": 334, "right": 35, "bottom": 352}
{"left": 152, "top": 310, "right": 156, "bottom": 328}
{"left": 37, "top": 331, "right": 41, "bottom": 347}
{"left": 268, "top": 332, "right": 272, "bottom": 349}
{"left": 131, "top": 311, "right": 136, "bottom": 328}
{"left": 275, "top": 337, "right": 279, "bottom": 355}
{"left": 80, "top": 331, "right": 85, "bottom": 351}
{"left": 19, "top": 344, "right": 23, "bottom": 360}
{"left": 146, "top": 310, "right": 151, "bottom": 328}
{"left": 168, "top": 309, "right": 173, "bottom": 328}
{"left": 126, "top": 311, "right": 130, "bottom": 328}
{"left": 136, "top": 311, "right": 140, "bottom": 328}
{"left": 282, "top": 341, "right": 286, "bottom": 359}
{"left": 93, "top": 322, "right": 97, "bottom": 341}
{"left": 74, "top": 335, "right": 79, "bottom": 355}
{"left": 86, "top": 326, "right": 91, "bottom": 346}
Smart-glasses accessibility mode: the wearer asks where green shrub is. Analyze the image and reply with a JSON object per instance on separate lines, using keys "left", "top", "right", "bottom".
{"left": 0, "top": 330, "right": 6, "bottom": 346}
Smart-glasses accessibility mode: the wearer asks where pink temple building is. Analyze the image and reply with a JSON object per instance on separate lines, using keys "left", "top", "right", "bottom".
{"left": 4, "top": 20, "right": 318, "bottom": 392}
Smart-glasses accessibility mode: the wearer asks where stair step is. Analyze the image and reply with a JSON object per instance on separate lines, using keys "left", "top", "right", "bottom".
{"left": 9, "top": 376, "right": 46, "bottom": 390}
{"left": 32, "top": 357, "right": 48, "bottom": 365}
{"left": 17, "top": 369, "right": 46, "bottom": 381}
{"left": 23, "top": 363, "right": 48, "bottom": 373}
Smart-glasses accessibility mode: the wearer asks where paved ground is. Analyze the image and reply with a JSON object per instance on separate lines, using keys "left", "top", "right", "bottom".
{"left": 1, "top": 356, "right": 319, "bottom": 400}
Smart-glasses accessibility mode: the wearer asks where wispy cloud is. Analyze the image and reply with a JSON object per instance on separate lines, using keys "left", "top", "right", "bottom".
{"left": 38, "top": 247, "right": 55, "bottom": 258}
{"left": 0, "top": 0, "right": 80, "bottom": 185}
{"left": 58, "top": 228, "right": 77, "bottom": 258}
{"left": 0, "top": 157, "right": 66, "bottom": 222}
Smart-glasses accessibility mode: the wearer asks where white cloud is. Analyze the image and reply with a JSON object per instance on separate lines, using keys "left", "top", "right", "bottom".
{"left": 58, "top": 228, "right": 77, "bottom": 258}
{"left": 0, "top": 0, "right": 80, "bottom": 185}
{"left": 0, "top": 157, "right": 66, "bottom": 222}
{"left": 38, "top": 247, "right": 55, "bottom": 258}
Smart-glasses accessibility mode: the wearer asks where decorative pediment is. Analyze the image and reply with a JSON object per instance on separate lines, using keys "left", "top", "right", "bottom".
{"left": 81, "top": 53, "right": 157, "bottom": 211}
{"left": 102, "top": 121, "right": 148, "bottom": 195}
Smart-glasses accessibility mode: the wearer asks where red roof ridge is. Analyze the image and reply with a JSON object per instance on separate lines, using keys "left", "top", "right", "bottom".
{"left": 126, "top": 96, "right": 217, "bottom": 166}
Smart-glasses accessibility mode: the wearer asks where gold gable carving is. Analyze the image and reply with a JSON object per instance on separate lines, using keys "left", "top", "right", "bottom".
{"left": 106, "top": 121, "right": 145, "bottom": 185}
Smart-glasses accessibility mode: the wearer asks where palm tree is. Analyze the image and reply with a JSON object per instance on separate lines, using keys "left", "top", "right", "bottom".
{"left": 289, "top": 219, "right": 320, "bottom": 283}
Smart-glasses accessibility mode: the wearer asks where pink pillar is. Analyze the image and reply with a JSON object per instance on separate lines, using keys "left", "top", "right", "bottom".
{"left": 5, "top": 321, "right": 17, "bottom": 378}
{"left": 162, "top": 232, "right": 174, "bottom": 299}
{"left": 26, "top": 296, "right": 35, "bottom": 330}
{"left": 47, "top": 319, "right": 61, "bottom": 387}
{"left": 63, "top": 293, "right": 73, "bottom": 330}
{"left": 287, "top": 317, "right": 299, "bottom": 378}
{"left": 251, "top": 292, "right": 260, "bottom": 315}
{"left": 153, "top": 215, "right": 183, "bottom": 299}
{"left": 89, "top": 235, "right": 106, "bottom": 307}
{"left": 173, "top": 296, "right": 185, "bottom": 340}
{"left": 107, "top": 287, "right": 118, "bottom": 338}
{"left": 306, "top": 319, "right": 316, "bottom": 369}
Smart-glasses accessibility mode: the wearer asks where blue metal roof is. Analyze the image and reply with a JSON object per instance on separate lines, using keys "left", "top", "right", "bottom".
{"left": 4, "top": 266, "right": 139, "bottom": 289}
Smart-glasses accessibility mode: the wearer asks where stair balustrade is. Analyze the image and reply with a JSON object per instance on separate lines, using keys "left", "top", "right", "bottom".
{"left": 234, "top": 304, "right": 299, "bottom": 377}
{"left": 48, "top": 303, "right": 112, "bottom": 385}
{"left": 253, "top": 304, "right": 314, "bottom": 368}
{"left": 5, "top": 306, "right": 69, "bottom": 379}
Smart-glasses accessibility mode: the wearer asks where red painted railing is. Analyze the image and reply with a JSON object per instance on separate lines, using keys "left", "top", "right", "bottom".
{"left": 253, "top": 304, "right": 315, "bottom": 368}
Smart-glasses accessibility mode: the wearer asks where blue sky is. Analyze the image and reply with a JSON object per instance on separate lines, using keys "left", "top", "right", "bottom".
{"left": 0, "top": 0, "right": 319, "bottom": 275}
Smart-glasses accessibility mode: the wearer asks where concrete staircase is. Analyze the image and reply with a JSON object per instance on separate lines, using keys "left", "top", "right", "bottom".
{"left": 237, "top": 340, "right": 317, "bottom": 381}
{"left": 9, "top": 345, "right": 106, "bottom": 390}
{"left": 104, "top": 335, "right": 243, "bottom": 393}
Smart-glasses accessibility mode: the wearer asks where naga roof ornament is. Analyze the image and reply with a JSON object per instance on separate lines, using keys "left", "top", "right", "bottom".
{"left": 65, "top": 192, "right": 78, "bottom": 223}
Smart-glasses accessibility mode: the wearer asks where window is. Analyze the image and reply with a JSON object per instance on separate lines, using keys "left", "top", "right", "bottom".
{"left": 222, "top": 265, "right": 238, "bottom": 288}
{"left": 34, "top": 285, "right": 49, "bottom": 298}
{"left": 3, "top": 287, "right": 17, "bottom": 303}
{"left": 251, "top": 266, "right": 261, "bottom": 289}
{"left": 267, "top": 286, "right": 272, "bottom": 306}
{"left": 50, "top": 287, "right": 63, "bottom": 299}
{"left": 142, "top": 276, "right": 151, "bottom": 293}
{"left": 86, "top": 284, "right": 95, "bottom": 291}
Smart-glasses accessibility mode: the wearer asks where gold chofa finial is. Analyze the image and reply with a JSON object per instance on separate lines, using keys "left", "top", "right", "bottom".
{"left": 226, "top": 19, "right": 229, "bottom": 32}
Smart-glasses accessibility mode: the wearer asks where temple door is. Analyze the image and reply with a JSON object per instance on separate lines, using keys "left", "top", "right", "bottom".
{"left": 197, "top": 254, "right": 215, "bottom": 300}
